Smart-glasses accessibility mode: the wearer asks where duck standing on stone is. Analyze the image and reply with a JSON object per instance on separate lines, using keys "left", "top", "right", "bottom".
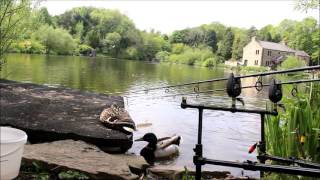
{"left": 99, "top": 104, "right": 136, "bottom": 134}
{"left": 135, "top": 133, "right": 181, "bottom": 165}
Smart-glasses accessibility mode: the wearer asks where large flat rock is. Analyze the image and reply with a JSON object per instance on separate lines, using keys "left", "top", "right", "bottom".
{"left": 147, "top": 165, "right": 232, "bottom": 180}
{"left": 21, "top": 140, "right": 148, "bottom": 180}
{"left": 0, "top": 79, "right": 133, "bottom": 152}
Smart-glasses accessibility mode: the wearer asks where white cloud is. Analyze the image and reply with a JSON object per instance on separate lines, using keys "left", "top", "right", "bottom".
{"left": 41, "top": 0, "right": 319, "bottom": 34}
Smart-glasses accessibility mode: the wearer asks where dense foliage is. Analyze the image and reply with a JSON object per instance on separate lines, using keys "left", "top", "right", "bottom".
{"left": 0, "top": 0, "right": 31, "bottom": 71}
{"left": 280, "top": 56, "right": 306, "bottom": 70}
{"left": 3, "top": 2, "right": 320, "bottom": 67}
{"left": 265, "top": 83, "right": 320, "bottom": 180}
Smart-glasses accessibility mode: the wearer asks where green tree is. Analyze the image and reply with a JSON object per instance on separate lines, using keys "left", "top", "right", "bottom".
{"left": 141, "top": 32, "right": 168, "bottom": 61}
{"left": 276, "top": 19, "right": 297, "bottom": 43}
{"left": 0, "top": 0, "right": 31, "bottom": 71}
{"left": 294, "top": 0, "right": 320, "bottom": 12}
{"left": 204, "top": 29, "right": 217, "bottom": 52}
{"left": 85, "top": 29, "right": 100, "bottom": 49}
{"left": 169, "top": 30, "right": 186, "bottom": 44}
{"left": 201, "top": 22, "right": 226, "bottom": 42}
{"left": 247, "top": 26, "right": 257, "bottom": 39}
{"left": 258, "top": 25, "right": 274, "bottom": 41}
{"left": 287, "top": 18, "right": 317, "bottom": 59}
{"left": 35, "top": 25, "right": 76, "bottom": 55}
{"left": 37, "top": 7, "right": 53, "bottom": 26}
{"left": 102, "top": 32, "right": 121, "bottom": 56}
{"left": 311, "top": 28, "right": 320, "bottom": 63}
{"left": 74, "top": 21, "right": 84, "bottom": 43}
{"left": 184, "top": 28, "right": 205, "bottom": 47}
{"left": 231, "top": 29, "right": 248, "bottom": 60}
{"left": 217, "top": 28, "right": 234, "bottom": 61}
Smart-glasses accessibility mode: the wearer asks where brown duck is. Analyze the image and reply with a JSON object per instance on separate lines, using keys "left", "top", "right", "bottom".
{"left": 99, "top": 104, "right": 136, "bottom": 134}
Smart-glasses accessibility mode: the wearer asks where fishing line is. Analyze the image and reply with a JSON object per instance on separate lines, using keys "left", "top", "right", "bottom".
{"left": 110, "top": 65, "right": 320, "bottom": 96}
{"left": 125, "top": 78, "right": 320, "bottom": 100}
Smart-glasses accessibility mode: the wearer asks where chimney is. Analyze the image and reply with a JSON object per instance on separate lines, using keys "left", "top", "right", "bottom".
{"left": 251, "top": 36, "right": 256, "bottom": 42}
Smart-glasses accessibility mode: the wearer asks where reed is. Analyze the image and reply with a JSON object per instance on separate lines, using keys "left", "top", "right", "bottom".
{"left": 265, "top": 83, "right": 320, "bottom": 179}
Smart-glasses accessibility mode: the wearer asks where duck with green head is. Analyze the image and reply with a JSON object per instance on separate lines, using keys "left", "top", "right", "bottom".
{"left": 135, "top": 133, "right": 181, "bottom": 165}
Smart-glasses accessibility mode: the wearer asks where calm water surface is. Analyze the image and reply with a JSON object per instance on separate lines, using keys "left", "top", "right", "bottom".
{"left": 2, "top": 54, "right": 272, "bottom": 177}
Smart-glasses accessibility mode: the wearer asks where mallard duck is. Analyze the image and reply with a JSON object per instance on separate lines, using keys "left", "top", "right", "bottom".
{"left": 99, "top": 104, "right": 136, "bottom": 134}
{"left": 135, "top": 133, "right": 181, "bottom": 165}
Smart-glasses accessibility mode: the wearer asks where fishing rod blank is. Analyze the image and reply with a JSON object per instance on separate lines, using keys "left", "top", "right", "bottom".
{"left": 119, "top": 65, "right": 320, "bottom": 95}
{"left": 138, "top": 78, "right": 320, "bottom": 99}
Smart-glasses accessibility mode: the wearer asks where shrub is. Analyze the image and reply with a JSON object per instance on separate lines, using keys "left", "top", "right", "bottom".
{"left": 180, "top": 51, "right": 199, "bottom": 65}
{"left": 202, "top": 57, "right": 217, "bottom": 67}
{"left": 77, "top": 44, "right": 93, "bottom": 55}
{"left": 280, "top": 56, "right": 306, "bottom": 70}
{"left": 168, "top": 54, "right": 180, "bottom": 63}
{"left": 125, "top": 46, "right": 142, "bottom": 60}
{"left": 155, "top": 51, "right": 169, "bottom": 61}
{"left": 9, "top": 40, "right": 45, "bottom": 54}
{"left": 199, "top": 47, "right": 214, "bottom": 61}
{"left": 171, "top": 43, "right": 189, "bottom": 54}
{"left": 34, "top": 25, "right": 76, "bottom": 55}
{"left": 166, "top": 44, "right": 216, "bottom": 66}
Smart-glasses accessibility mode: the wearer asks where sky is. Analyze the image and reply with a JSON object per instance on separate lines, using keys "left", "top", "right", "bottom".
{"left": 41, "top": 0, "right": 319, "bottom": 34}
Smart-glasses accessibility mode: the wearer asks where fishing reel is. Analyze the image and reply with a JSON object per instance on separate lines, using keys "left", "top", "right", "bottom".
{"left": 227, "top": 73, "right": 244, "bottom": 107}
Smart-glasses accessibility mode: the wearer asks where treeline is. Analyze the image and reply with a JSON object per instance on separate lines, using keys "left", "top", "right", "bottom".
{"left": 10, "top": 7, "right": 320, "bottom": 67}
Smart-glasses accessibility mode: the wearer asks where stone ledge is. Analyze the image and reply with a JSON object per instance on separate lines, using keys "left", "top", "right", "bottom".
{"left": 0, "top": 79, "right": 133, "bottom": 152}
{"left": 21, "top": 140, "right": 148, "bottom": 180}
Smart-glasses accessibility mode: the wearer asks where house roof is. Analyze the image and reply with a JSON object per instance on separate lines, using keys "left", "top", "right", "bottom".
{"left": 258, "top": 40, "right": 295, "bottom": 52}
{"left": 295, "top": 50, "right": 310, "bottom": 57}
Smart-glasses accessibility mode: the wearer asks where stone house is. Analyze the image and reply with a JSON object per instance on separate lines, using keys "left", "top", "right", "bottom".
{"left": 241, "top": 37, "right": 310, "bottom": 67}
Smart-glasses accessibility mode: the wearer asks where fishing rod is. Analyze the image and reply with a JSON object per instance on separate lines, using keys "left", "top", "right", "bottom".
{"left": 181, "top": 74, "right": 320, "bottom": 179}
{"left": 126, "top": 78, "right": 320, "bottom": 99}
{"left": 120, "top": 65, "right": 320, "bottom": 95}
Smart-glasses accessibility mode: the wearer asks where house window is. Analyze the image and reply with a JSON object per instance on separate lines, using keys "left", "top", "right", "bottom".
{"left": 255, "top": 50, "right": 260, "bottom": 55}
{"left": 267, "top": 51, "right": 272, "bottom": 56}
{"left": 278, "top": 52, "right": 280, "bottom": 54}
{"left": 254, "top": 60, "right": 258, "bottom": 65}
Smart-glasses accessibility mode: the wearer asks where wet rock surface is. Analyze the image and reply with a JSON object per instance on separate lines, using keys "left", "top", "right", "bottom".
{"left": 0, "top": 79, "right": 133, "bottom": 152}
{"left": 21, "top": 140, "right": 148, "bottom": 180}
{"left": 19, "top": 140, "right": 252, "bottom": 180}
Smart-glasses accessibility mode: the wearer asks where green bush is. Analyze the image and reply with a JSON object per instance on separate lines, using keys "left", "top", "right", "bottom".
{"left": 202, "top": 57, "right": 217, "bottom": 67}
{"left": 171, "top": 43, "right": 190, "bottom": 54}
{"left": 9, "top": 40, "right": 45, "bottom": 54}
{"left": 125, "top": 46, "right": 142, "bottom": 60}
{"left": 34, "top": 25, "right": 76, "bottom": 55}
{"left": 280, "top": 56, "right": 306, "bottom": 70}
{"left": 166, "top": 44, "right": 215, "bottom": 66}
{"left": 155, "top": 51, "right": 169, "bottom": 61}
{"left": 200, "top": 48, "right": 214, "bottom": 61}
{"left": 180, "top": 51, "right": 200, "bottom": 65}
{"left": 168, "top": 54, "right": 180, "bottom": 63}
{"left": 77, "top": 44, "right": 93, "bottom": 55}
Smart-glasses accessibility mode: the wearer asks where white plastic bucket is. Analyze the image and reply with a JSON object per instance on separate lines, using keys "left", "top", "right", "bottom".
{"left": 0, "top": 127, "right": 28, "bottom": 180}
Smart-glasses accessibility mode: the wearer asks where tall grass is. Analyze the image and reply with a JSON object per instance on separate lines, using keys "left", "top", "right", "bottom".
{"left": 265, "top": 83, "right": 320, "bottom": 179}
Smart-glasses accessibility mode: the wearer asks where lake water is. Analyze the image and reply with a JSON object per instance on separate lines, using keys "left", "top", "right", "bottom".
{"left": 2, "top": 54, "right": 273, "bottom": 177}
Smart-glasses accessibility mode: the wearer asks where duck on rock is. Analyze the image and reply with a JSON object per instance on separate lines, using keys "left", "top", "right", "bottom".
{"left": 135, "top": 133, "right": 181, "bottom": 165}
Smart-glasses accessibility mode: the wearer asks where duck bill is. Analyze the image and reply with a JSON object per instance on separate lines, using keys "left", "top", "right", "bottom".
{"left": 135, "top": 137, "right": 144, "bottom": 142}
